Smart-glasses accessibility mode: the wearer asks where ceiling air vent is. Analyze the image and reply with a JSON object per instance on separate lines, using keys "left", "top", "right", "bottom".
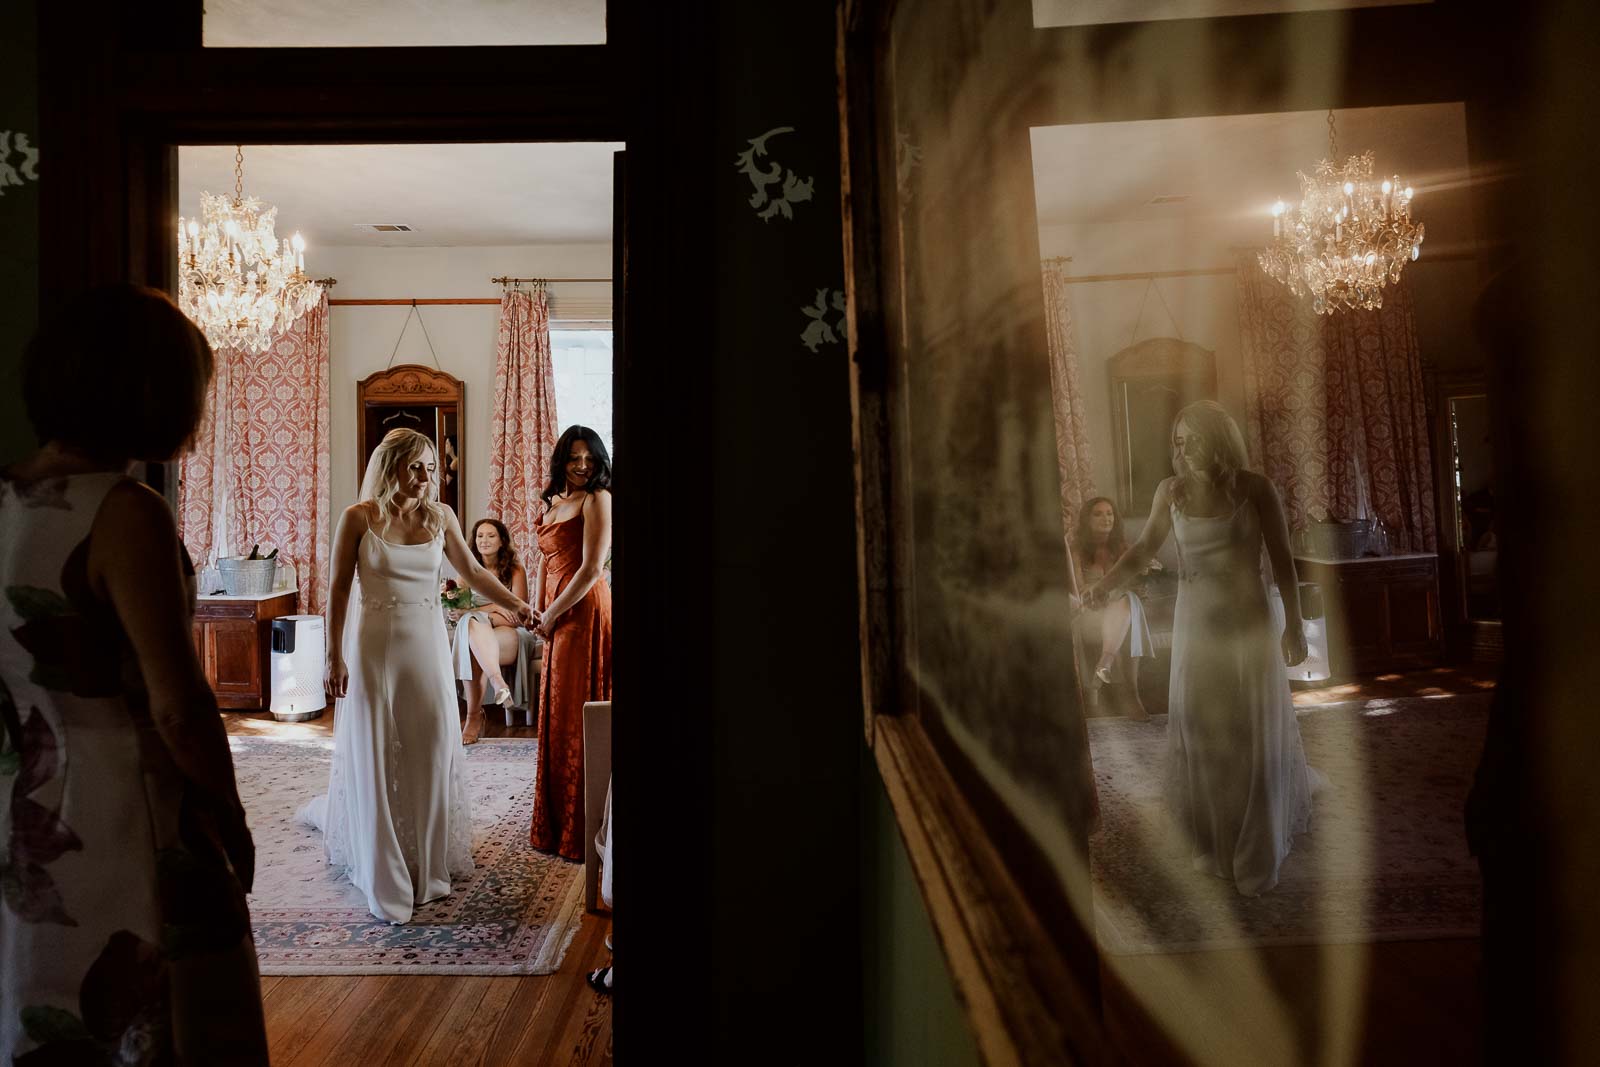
{"left": 1147, "top": 194, "right": 1190, "bottom": 205}
{"left": 356, "top": 223, "right": 414, "bottom": 232}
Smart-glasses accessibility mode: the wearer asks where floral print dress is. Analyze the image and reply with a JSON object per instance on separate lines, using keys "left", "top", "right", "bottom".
{"left": 0, "top": 470, "right": 268, "bottom": 1065}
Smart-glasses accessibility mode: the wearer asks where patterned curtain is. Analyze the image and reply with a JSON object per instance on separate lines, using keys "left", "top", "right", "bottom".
{"left": 177, "top": 330, "right": 235, "bottom": 575}
{"left": 177, "top": 293, "right": 333, "bottom": 614}
{"left": 486, "top": 288, "right": 560, "bottom": 567}
{"left": 1322, "top": 284, "right": 1436, "bottom": 551}
{"left": 1235, "top": 251, "right": 1334, "bottom": 533}
{"left": 1237, "top": 252, "right": 1435, "bottom": 551}
{"left": 1040, "top": 260, "right": 1097, "bottom": 535}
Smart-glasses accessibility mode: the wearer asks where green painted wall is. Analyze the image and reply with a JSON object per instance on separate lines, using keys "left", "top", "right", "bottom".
{"left": 0, "top": 0, "right": 38, "bottom": 464}
{"left": 0, "top": 2, "right": 38, "bottom": 463}
{"left": 863, "top": 756, "right": 982, "bottom": 1067}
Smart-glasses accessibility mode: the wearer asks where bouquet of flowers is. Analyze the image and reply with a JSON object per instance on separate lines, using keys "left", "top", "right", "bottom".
{"left": 440, "top": 578, "right": 475, "bottom": 611}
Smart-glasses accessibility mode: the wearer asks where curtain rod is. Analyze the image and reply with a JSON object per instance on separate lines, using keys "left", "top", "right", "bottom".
{"left": 492, "top": 275, "right": 610, "bottom": 284}
{"left": 1054, "top": 249, "right": 1475, "bottom": 285}
{"left": 329, "top": 298, "right": 500, "bottom": 305}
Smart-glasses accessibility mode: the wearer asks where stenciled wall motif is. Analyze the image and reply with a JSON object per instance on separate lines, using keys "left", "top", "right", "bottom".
{"left": 0, "top": 131, "right": 40, "bottom": 196}
{"left": 735, "top": 126, "right": 815, "bottom": 221}
{"left": 800, "top": 287, "right": 848, "bottom": 351}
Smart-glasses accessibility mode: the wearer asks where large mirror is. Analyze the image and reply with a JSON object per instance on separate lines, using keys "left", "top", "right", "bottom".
{"left": 1108, "top": 338, "right": 1217, "bottom": 516}
{"left": 356, "top": 364, "right": 465, "bottom": 522}
{"left": 1449, "top": 392, "right": 1497, "bottom": 620}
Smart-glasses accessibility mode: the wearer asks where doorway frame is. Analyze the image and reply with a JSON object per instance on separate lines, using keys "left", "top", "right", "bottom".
{"left": 36, "top": 3, "right": 718, "bottom": 1047}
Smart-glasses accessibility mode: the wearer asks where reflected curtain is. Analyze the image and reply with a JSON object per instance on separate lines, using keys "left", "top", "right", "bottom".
{"left": 1321, "top": 289, "right": 1436, "bottom": 551}
{"left": 1236, "top": 252, "right": 1435, "bottom": 551}
{"left": 1236, "top": 251, "right": 1335, "bottom": 533}
{"left": 177, "top": 292, "right": 332, "bottom": 614}
{"left": 486, "top": 287, "right": 560, "bottom": 567}
{"left": 1041, "top": 260, "right": 1097, "bottom": 531}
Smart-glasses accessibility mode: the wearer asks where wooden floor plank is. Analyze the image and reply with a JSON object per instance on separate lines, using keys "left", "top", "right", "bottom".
{"left": 262, "top": 975, "right": 361, "bottom": 1066}
{"left": 323, "top": 974, "right": 455, "bottom": 1064}
{"left": 258, "top": 975, "right": 284, "bottom": 998}
{"left": 399, "top": 977, "right": 496, "bottom": 1067}
{"left": 558, "top": 984, "right": 614, "bottom": 1067}
{"left": 480, "top": 972, "right": 561, "bottom": 1063}
{"left": 282, "top": 975, "right": 394, "bottom": 1066}
{"left": 515, "top": 916, "right": 610, "bottom": 1065}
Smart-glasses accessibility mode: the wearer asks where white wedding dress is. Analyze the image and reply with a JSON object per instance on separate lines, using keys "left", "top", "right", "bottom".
{"left": 1164, "top": 497, "right": 1316, "bottom": 897}
{"left": 298, "top": 528, "right": 473, "bottom": 923}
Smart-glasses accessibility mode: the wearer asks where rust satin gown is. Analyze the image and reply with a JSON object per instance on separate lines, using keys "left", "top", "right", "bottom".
{"left": 530, "top": 509, "right": 612, "bottom": 861}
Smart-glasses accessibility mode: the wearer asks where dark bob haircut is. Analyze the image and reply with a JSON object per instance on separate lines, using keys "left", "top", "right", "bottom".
{"left": 23, "top": 284, "right": 214, "bottom": 463}
{"left": 541, "top": 425, "right": 613, "bottom": 507}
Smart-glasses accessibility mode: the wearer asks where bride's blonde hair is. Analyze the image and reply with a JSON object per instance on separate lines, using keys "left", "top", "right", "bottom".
{"left": 359, "top": 428, "right": 444, "bottom": 538}
{"left": 1169, "top": 400, "right": 1251, "bottom": 512}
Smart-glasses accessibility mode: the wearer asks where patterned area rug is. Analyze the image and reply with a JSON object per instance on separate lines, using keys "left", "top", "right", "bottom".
{"left": 232, "top": 736, "right": 586, "bottom": 975}
{"left": 1088, "top": 693, "right": 1489, "bottom": 954}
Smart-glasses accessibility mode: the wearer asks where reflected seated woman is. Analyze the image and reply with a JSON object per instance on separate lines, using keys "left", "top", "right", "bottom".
{"left": 446, "top": 518, "right": 538, "bottom": 743}
{"left": 1072, "top": 496, "right": 1158, "bottom": 720}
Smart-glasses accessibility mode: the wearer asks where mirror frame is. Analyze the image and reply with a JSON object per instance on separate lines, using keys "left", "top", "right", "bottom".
{"left": 356, "top": 363, "right": 467, "bottom": 524}
{"left": 1107, "top": 337, "right": 1218, "bottom": 517}
{"left": 1433, "top": 371, "right": 1500, "bottom": 658}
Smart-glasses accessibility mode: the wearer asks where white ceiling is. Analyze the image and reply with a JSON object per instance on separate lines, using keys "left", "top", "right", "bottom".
{"left": 203, "top": 0, "right": 606, "bottom": 48}
{"left": 1030, "top": 103, "right": 1473, "bottom": 248}
{"left": 177, "top": 143, "right": 621, "bottom": 248}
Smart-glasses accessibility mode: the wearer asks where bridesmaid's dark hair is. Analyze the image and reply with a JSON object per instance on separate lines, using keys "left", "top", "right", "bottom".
{"left": 1071, "top": 496, "right": 1128, "bottom": 564}
{"left": 469, "top": 518, "right": 520, "bottom": 587}
{"left": 541, "top": 425, "right": 613, "bottom": 508}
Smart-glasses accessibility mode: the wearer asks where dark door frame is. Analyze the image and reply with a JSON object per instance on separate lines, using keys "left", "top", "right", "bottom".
{"left": 37, "top": 2, "right": 718, "bottom": 1049}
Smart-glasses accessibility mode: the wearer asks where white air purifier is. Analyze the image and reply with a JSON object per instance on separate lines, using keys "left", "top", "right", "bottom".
{"left": 269, "top": 615, "right": 328, "bottom": 722}
{"left": 1273, "top": 582, "right": 1332, "bottom": 685}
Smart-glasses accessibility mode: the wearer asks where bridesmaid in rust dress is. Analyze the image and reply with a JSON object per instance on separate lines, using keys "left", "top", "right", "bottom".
{"left": 531, "top": 426, "right": 614, "bottom": 861}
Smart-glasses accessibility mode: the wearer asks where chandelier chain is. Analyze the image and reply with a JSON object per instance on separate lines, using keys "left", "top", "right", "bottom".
{"left": 233, "top": 145, "right": 244, "bottom": 203}
{"left": 1326, "top": 110, "right": 1337, "bottom": 161}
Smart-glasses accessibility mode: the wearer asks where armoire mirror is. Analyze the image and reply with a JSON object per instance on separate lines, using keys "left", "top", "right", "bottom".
{"left": 356, "top": 364, "right": 465, "bottom": 522}
{"left": 1434, "top": 372, "right": 1500, "bottom": 661}
{"left": 1108, "top": 337, "right": 1218, "bottom": 516}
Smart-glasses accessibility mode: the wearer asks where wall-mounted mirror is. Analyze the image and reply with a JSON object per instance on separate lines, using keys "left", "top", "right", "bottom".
{"left": 1108, "top": 338, "right": 1217, "bottom": 516}
{"left": 1449, "top": 392, "right": 1497, "bottom": 620}
{"left": 356, "top": 364, "right": 465, "bottom": 522}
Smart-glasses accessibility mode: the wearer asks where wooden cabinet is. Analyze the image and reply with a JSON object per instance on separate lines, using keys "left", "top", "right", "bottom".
{"left": 193, "top": 591, "right": 298, "bottom": 709}
{"left": 1295, "top": 555, "right": 1442, "bottom": 679}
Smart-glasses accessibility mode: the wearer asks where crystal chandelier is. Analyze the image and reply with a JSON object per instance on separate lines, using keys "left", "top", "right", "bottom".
{"left": 177, "top": 146, "right": 321, "bottom": 354}
{"left": 1257, "top": 111, "right": 1424, "bottom": 314}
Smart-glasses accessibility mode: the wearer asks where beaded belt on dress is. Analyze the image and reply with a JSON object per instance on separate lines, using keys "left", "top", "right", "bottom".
{"left": 1178, "top": 570, "right": 1239, "bottom": 582}
{"left": 361, "top": 595, "right": 439, "bottom": 612}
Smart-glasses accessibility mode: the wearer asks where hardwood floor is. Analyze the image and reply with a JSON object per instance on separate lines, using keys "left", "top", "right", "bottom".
{"left": 227, "top": 708, "right": 611, "bottom": 1065}
{"left": 255, "top": 913, "right": 612, "bottom": 1066}
{"left": 1104, "top": 939, "right": 1484, "bottom": 1066}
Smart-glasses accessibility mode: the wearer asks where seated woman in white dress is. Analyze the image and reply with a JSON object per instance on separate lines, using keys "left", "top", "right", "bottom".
{"left": 301, "top": 428, "right": 535, "bottom": 924}
{"left": 1071, "top": 495, "right": 1158, "bottom": 720}
{"left": 447, "top": 518, "right": 536, "bottom": 743}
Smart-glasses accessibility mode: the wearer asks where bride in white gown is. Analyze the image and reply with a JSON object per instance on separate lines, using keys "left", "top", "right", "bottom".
{"left": 299, "top": 428, "right": 535, "bottom": 923}
{"left": 1086, "top": 401, "right": 1317, "bottom": 897}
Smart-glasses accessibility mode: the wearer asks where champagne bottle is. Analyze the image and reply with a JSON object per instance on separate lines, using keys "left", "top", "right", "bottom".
{"left": 248, "top": 543, "right": 260, "bottom": 560}
{"left": 265, "top": 548, "right": 279, "bottom": 560}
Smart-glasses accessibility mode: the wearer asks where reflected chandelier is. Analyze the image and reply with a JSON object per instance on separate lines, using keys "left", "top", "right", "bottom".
{"left": 1258, "top": 110, "right": 1424, "bottom": 315}
{"left": 177, "top": 146, "right": 320, "bottom": 354}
